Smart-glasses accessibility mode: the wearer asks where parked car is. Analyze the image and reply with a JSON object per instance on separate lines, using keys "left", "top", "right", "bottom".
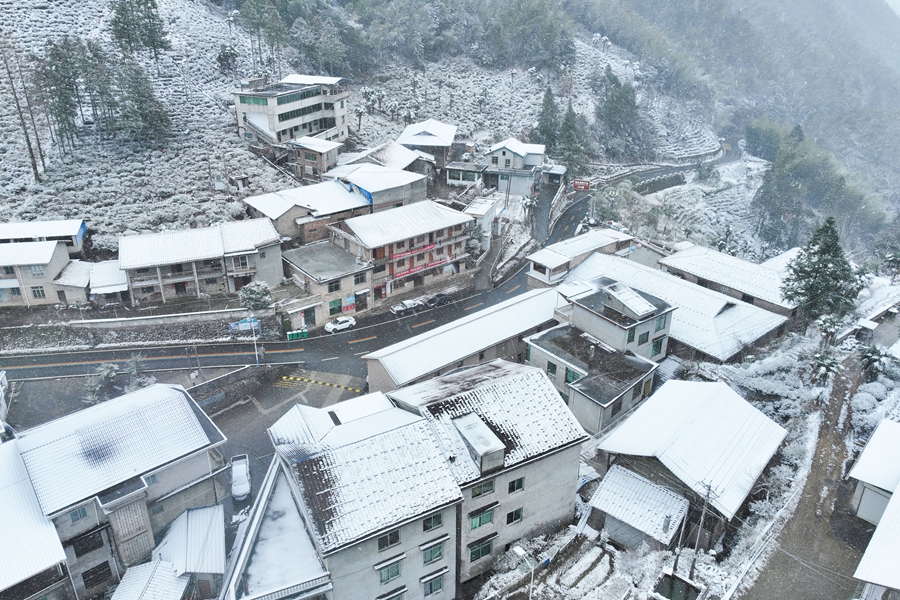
{"left": 390, "top": 299, "right": 424, "bottom": 315}
{"left": 426, "top": 294, "right": 454, "bottom": 308}
{"left": 324, "top": 316, "right": 357, "bottom": 333}
{"left": 231, "top": 454, "right": 251, "bottom": 502}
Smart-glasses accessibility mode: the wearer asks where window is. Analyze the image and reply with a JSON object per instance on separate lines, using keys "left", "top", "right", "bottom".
{"left": 146, "top": 474, "right": 158, "bottom": 485}
{"left": 415, "top": 253, "right": 425, "bottom": 263}
{"left": 260, "top": 251, "right": 266, "bottom": 259}
{"left": 505, "top": 159, "right": 511, "bottom": 168}
{"left": 508, "top": 477, "right": 524, "bottom": 493}
{"left": 423, "top": 513, "right": 442, "bottom": 532}
{"left": 328, "top": 279, "right": 341, "bottom": 293}
{"left": 329, "top": 299, "right": 342, "bottom": 316}
{"left": 204, "top": 278, "right": 218, "bottom": 285}
{"left": 632, "top": 385, "right": 642, "bottom": 401}
{"left": 81, "top": 561, "right": 113, "bottom": 588}
{"left": 72, "top": 531, "right": 104, "bottom": 558}
{"left": 396, "top": 240, "right": 405, "bottom": 249}
{"left": 500, "top": 174, "right": 509, "bottom": 180}
{"left": 470, "top": 509, "right": 493, "bottom": 529}
{"left": 3, "top": 266, "right": 14, "bottom": 275}
{"left": 479, "top": 350, "right": 486, "bottom": 360}
{"left": 233, "top": 256, "right": 249, "bottom": 270}
{"left": 379, "top": 561, "right": 400, "bottom": 584}
{"left": 491, "top": 156, "right": 498, "bottom": 165}
{"left": 423, "top": 541, "right": 443, "bottom": 564}
{"left": 378, "top": 530, "right": 400, "bottom": 552}
{"left": 472, "top": 480, "right": 494, "bottom": 498}
{"left": 610, "top": 398, "right": 623, "bottom": 417}
{"left": 277, "top": 103, "right": 323, "bottom": 122}
{"left": 239, "top": 95, "right": 268, "bottom": 106}
{"left": 424, "top": 574, "right": 443, "bottom": 596}
{"left": 380, "top": 592, "right": 404, "bottom": 600}
{"left": 565, "top": 367, "right": 580, "bottom": 384}
{"left": 470, "top": 539, "right": 492, "bottom": 562}
{"left": 655, "top": 313, "right": 667, "bottom": 332}
{"left": 546, "top": 361, "right": 557, "bottom": 377}
{"left": 638, "top": 332, "right": 649, "bottom": 345}
{"left": 10, "top": 287, "right": 20, "bottom": 296}
{"left": 507, "top": 508, "right": 523, "bottom": 524}
{"left": 354, "top": 272, "right": 366, "bottom": 285}
{"left": 136, "top": 267, "right": 150, "bottom": 274}
{"left": 151, "top": 505, "right": 164, "bottom": 515}
{"left": 627, "top": 327, "right": 635, "bottom": 343}
{"left": 397, "top": 258, "right": 406, "bottom": 267}
{"left": 652, "top": 337, "right": 663, "bottom": 357}
{"left": 31, "top": 286, "right": 45, "bottom": 299}
{"left": 276, "top": 87, "right": 321, "bottom": 105}
{"left": 304, "top": 152, "right": 317, "bottom": 161}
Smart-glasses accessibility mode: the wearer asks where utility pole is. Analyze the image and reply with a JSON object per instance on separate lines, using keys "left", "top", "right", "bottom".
{"left": 689, "top": 483, "right": 713, "bottom": 581}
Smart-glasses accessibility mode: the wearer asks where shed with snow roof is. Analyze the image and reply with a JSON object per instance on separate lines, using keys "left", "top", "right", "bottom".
{"left": 152, "top": 505, "right": 225, "bottom": 598}
{"left": 849, "top": 419, "right": 900, "bottom": 525}
{"left": 397, "top": 118, "right": 457, "bottom": 167}
{"left": 526, "top": 228, "right": 634, "bottom": 288}
{"left": 111, "top": 560, "right": 191, "bottom": 600}
{"left": 287, "top": 135, "right": 342, "bottom": 181}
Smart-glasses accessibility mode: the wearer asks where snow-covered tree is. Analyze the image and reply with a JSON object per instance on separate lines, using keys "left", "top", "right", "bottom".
{"left": 239, "top": 280, "right": 273, "bottom": 310}
{"left": 781, "top": 217, "right": 863, "bottom": 324}
{"left": 535, "top": 87, "right": 558, "bottom": 150}
{"left": 556, "top": 100, "right": 587, "bottom": 177}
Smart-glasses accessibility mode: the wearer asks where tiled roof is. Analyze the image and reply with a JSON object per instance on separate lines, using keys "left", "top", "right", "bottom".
{"left": 590, "top": 465, "right": 689, "bottom": 545}
{"left": 0, "top": 440, "right": 66, "bottom": 591}
{"left": 388, "top": 360, "right": 588, "bottom": 485}
{"left": 599, "top": 380, "right": 786, "bottom": 520}
{"left": 111, "top": 560, "right": 190, "bottom": 600}
{"left": 567, "top": 254, "right": 787, "bottom": 362}
{"left": 363, "top": 288, "right": 563, "bottom": 388}
{"left": 340, "top": 200, "right": 471, "bottom": 249}
{"left": 119, "top": 220, "right": 279, "bottom": 269}
{"left": 17, "top": 385, "right": 222, "bottom": 515}
{"left": 153, "top": 505, "right": 225, "bottom": 575}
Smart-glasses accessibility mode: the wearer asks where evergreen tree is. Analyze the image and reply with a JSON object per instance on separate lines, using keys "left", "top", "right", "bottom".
{"left": 110, "top": 0, "right": 170, "bottom": 71}
{"left": 117, "top": 61, "right": 170, "bottom": 140}
{"left": 32, "top": 37, "right": 83, "bottom": 153}
{"left": 781, "top": 217, "right": 863, "bottom": 323}
{"left": 137, "top": 0, "right": 171, "bottom": 71}
{"left": 535, "top": 87, "right": 558, "bottom": 150}
{"left": 80, "top": 41, "right": 118, "bottom": 136}
{"left": 596, "top": 65, "right": 651, "bottom": 160}
{"left": 239, "top": 281, "right": 274, "bottom": 310}
{"left": 556, "top": 100, "right": 587, "bottom": 177}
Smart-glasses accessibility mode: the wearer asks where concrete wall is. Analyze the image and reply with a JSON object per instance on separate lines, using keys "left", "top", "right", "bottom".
{"left": 370, "top": 178, "right": 428, "bottom": 211}
{"left": 148, "top": 476, "right": 220, "bottom": 536}
{"left": 571, "top": 305, "right": 670, "bottom": 361}
{"left": 254, "top": 243, "right": 284, "bottom": 288}
{"left": 325, "top": 504, "right": 458, "bottom": 600}
{"left": 62, "top": 526, "right": 119, "bottom": 600}
{"left": 1, "top": 242, "right": 71, "bottom": 306}
{"left": 458, "top": 445, "right": 581, "bottom": 582}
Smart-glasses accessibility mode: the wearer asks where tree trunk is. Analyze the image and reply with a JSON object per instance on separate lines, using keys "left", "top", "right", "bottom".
{"left": 1, "top": 46, "right": 41, "bottom": 182}
{"left": 13, "top": 50, "right": 46, "bottom": 171}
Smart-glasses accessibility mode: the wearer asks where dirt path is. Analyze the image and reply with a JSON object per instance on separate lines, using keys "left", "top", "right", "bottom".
{"left": 739, "top": 356, "right": 864, "bottom": 599}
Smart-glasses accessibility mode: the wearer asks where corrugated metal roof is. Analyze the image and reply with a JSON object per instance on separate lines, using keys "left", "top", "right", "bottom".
{"left": 658, "top": 245, "right": 795, "bottom": 309}
{"left": 388, "top": 360, "right": 588, "bottom": 485}
{"left": 598, "top": 380, "right": 786, "bottom": 520}
{"left": 90, "top": 260, "right": 128, "bottom": 294}
{"left": 397, "top": 119, "right": 457, "bottom": 147}
{"left": 54, "top": 259, "right": 92, "bottom": 288}
{"left": 17, "top": 385, "right": 218, "bottom": 515}
{"left": 0, "top": 241, "right": 59, "bottom": 267}
{"left": 341, "top": 200, "right": 471, "bottom": 249}
{"left": 279, "top": 74, "right": 345, "bottom": 86}
{"left": 0, "top": 440, "right": 66, "bottom": 591}
{"left": 849, "top": 420, "right": 900, "bottom": 493}
{"left": 111, "top": 560, "right": 190, "bottom": 600}
{"left": 118, "top": 220, "right": 279, "bottom": 270}
{"left": 567, "top": 254, "right": 787, "bottom": 362}
{"left": 363, "top": 288, "right": 563, "bottom": 388}
{"left": 0, "top": 219, "right": 84, "bottom": 239}
{"left": 590, "top": 465, "right": 689, "bottom": 545}
{"left": 244, "top": 181, "right": 369, "bottom": 221}
{"left": 855, "top": 491, "right": 900, "bottom": 589}
{"left": 153, "top": 505, "right": 225, "bottom": 575}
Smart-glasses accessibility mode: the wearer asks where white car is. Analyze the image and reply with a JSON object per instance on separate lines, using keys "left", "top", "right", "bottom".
{"left": 390, "top": 299, "right": 424, "bottom": 315}
{"left": 324, "top": 316, "right": 357, "bottom": 333}
{"left": 231, "top": 454, "right": 251, "bottom": 502}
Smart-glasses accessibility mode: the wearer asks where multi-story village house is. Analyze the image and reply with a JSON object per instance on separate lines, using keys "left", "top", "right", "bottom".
{"left": 0, "top": 241, "right": 71, "bottom": 307}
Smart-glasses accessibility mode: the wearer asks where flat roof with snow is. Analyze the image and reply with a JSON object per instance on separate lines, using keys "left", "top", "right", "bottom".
{"left": 397, "top": 118, "right": 457, "bottom": 148}
{"left": 279, "top": 74, "right": 345, "bottom": 86}
{"left": 338, "top": 200, "right": 472, "bottom": 249}
{"left": 283, "top": 241, "right": 368, "bottom": 282}
{"left": 289, "top": 136, "right": 341, "bottom": 153}
{"left": 118, "top": 219, "right": 280, "bottom": 270}
{"left": 363, "top": 288, "right": 563, "bottom": 388}
{"left": 0, "top": 241, "right": 59, "bottom": 267}
{"left": 0, "top": 440, "right": 66, "bottom": 592}
{"left": 599, "top": 380, "right": 786, "bottom": 520}
{"left": 567, "top": 254, "right": 787, "bottom": 362}
{"left": 16, "top": 384, "right": 225, "bottom": 515}
{"left": 590, "top": 464, "right": 689, "bottom": 545}
{"left": 849, "top": 419, "right": 900, "bottom": 493}
{"left": 388, "top": 360, "right": 587, "bottom": 486}
{"left": 658, "top": 244, "right": 796, "bottom": 310}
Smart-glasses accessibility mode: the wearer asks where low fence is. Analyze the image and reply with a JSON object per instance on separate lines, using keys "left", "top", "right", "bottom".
{"left": 68, "top": 307, "right": 274, "bottom": 329}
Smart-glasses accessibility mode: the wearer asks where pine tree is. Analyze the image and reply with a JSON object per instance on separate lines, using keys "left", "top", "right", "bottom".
{"left": 556, "top": 100, "right": 587, "bottom": 177}
{"left": 110, "top": 0, "right": 170, "bottom": 72}
{"left": 536, "top": 86, "right": 558, "bottom": 150}
{"left": 781, "top": 217, "right": 863, "bottom": 323}
{"left": 117, "top": 61, "right": 170, "bottom": 140}
{"left": 137, "top": 0, "right": 171, "bottom": 72}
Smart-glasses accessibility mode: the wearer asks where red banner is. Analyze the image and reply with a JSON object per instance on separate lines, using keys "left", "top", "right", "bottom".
{"left": 391, "top": 243, "right": 435, "bottom": 260}
{"left": 573, "top": 179, "right": 591, "bottom": 191}
{"left": 393, "top": 264, "right": 425, "bottom": 279}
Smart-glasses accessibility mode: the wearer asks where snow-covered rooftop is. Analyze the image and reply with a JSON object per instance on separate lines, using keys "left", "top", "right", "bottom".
{"left": 339, "top": 200, "right": 472, "bottom": 249}
{"left": 0, "top": 240, "right": 59, "bottom": 267}
{"left": 363, "top": 288, "right": 564, "bottom": 388}
{"left": 758, "top": 247, "right": 801, "bottom": 273}
{"left": 244, "top": 181, "right": 369, "bottom": 220}
{"left": 527, "top": 229, "right": 634, "bottom": 269}
{"left": 397, "top": 118, "right": 457, "bottom": 148}
{"left": 567, "top": 254, "right": 787, "bottom": 362}
{"left": 658, "top": 244, "right": 796, "bottom": 310}
{"left": 370, "top": 141, "right": 432, "bottom": 169}
{"left": 599, "top": 380, "right": 785, "bottom": 520}
{"left": 111, "top": 560, "right": 190, "bottom": 600}
{"left": 489, "top": 137, "right": 545, "bottom": 157}
{"left": 849, "top": 419, "right": 900, "bottom": 493}
{"left": 118, "top": 219, "right": 280, "bottom": 270}
{"left": 16, "top": 384, "right": 224, "bottom": 515}
{"left": 388, "top": 360, "right": 587, "bottom": 485}
{"left": 283, "top": 241, "right": 367, "bottom": 281}
{"left": 589, "top": 464, "right": 689, "bottom": 545}
{"left": 0, "top": 440, "right": 66, "bottom": 591}
{"left": 90, "top": 260, "right": 128, "bottom": 294}
{"left": 324, "top": 162, "right": 426, "bottom": 193}
{"left": 462, "top": 195, "right": 500, "bottom": 218}
{"left": 855, "top": 491, "right": 900, "bottom": 590}
{"left": 269, "top": 396, "right": 462, "bottom": 553}
{"left": 289, "top": 136, "right": 341, "bottom": 153}
{"left": 54, "top": 259, "right": 91, "bottom": 288}
{"left": 279, "top": 74, "right": 345, "bottom": 86}
{"left": 0, "top": 219, "right": 84, "bottom": 240}
{"left": 152, "top": 505, "right": 225, "bottom": 576}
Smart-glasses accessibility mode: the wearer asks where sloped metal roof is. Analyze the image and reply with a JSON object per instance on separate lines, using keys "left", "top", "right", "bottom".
{"left": 111, "top": 560, "right": 190, "bottom": 600}
{"left": 855, "top": 491, "right": 900, "bottom": 590}
{"left": 849, "top": 419, "right": 900, "bottom": 493}
{"left": 340, "top": 200, "right": 471, "bottom": 248}
{"left": 397, "top": 119, "right": 457, "bottom": 148}
{"left": 0, "top": 219, "right": 84, "bottom": 240}
{"left": 54, "top": 259, "right": 92, "bottom": 288}
{"left": 153, "top": 505, "right": 225, "bottom": 575}
{"left": 0, "top": 241, "right": 59, "bottom": 267}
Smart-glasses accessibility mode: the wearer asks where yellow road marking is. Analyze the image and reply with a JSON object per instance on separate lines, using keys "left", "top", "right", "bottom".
{"left": 348, "top": 335, "right": 377, "bottom": 344}
{"left": 463, "top": 302, "right": 484, "bottom": 311}
{"left": 506, "top": 284, "right": 520, "bottom": 294}
{"left": 411, "top": 319, "right": 436, "bottom": 328}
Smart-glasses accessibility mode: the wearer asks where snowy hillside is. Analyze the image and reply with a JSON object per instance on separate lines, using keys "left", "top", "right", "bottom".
{"left": 0, "top": 0, "right": 718, "bottom": 249}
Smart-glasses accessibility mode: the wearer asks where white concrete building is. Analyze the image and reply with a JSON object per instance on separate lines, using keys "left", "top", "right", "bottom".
{"left": 482, "top": 138, "right": 545, "bottom": 196}
{"left": 323, "top": 163, "right": 428, "bottom": 211}
{"left": 397, "top": 119, "right": 457, "bottom": 167}
{"left": 526, "top": 229, "right": 634, "bottom": 289}
{"left": 0, "top": 219, "right": 87, "bottom": 256}
{"left": 0, "top": 241, "right": 72, "bottom": 307}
